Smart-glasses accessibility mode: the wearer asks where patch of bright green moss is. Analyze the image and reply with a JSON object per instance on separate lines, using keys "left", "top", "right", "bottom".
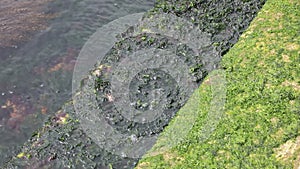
{"left": 136, "top": 0, "right": 300, "bottom": 168}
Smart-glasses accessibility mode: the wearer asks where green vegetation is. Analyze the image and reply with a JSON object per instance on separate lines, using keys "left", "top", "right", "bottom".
{"left": 136, "top": 0, "right": 300, "bottom": 168}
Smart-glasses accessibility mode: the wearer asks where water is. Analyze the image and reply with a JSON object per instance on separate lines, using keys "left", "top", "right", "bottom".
{"left": 0, "top": 0, "right": 155, "bottom": 165}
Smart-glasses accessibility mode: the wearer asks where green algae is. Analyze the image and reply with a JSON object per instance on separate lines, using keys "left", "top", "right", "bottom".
{"left": 136, "top": 0, "right": 300, "bottom": 168}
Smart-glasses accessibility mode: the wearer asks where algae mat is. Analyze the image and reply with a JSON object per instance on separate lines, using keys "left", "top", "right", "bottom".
{"left": 137, "top": 0, "right": 300, "bottom": 168}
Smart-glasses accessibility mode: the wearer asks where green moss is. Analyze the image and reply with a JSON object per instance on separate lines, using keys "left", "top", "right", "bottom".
{"left": 136, "top": 0, "right": 300, "bottom": 168}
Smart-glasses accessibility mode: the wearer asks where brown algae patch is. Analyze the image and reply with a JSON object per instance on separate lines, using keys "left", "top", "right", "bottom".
{"left": 285, "top": 43, "right": 299, "bottom": 51}
{"left": 135, "top": 162, "right": 151, "bottom": 169}
{"left": 274, "top": 136, "right": 300, "bottom": 168}
{"left": 282, "top": 81, "right": 300, "bottom": 91}
{"left": 282, "top": 54, "right": 291, "bottom": 62}
{"left": 162, "top": 152, "right": 184, "bottom": 167}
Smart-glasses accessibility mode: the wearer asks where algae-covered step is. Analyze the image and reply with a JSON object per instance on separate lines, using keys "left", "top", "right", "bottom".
{"left": 137, "top": 0, "right": 300, "bottom": 168}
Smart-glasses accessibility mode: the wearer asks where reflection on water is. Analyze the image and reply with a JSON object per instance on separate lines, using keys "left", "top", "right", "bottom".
{"left": 0, "top": 0, "right": 154, "bottom": 165}
{"left": 0, "top": 0, "right": 55, "bottom": 48}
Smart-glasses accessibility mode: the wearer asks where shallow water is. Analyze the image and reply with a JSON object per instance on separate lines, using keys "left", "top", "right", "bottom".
{"left": 0, "top": 0, "right": 155, "bottom": 165}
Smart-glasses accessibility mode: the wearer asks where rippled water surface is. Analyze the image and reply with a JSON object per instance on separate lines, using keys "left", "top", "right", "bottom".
{"left": 0, "top": 0, "right": 155, "bottom": 165}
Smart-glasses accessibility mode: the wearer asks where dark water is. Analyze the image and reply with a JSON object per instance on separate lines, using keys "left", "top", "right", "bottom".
{"left": 0, "top": 0, "right": 155, "bottom": 165}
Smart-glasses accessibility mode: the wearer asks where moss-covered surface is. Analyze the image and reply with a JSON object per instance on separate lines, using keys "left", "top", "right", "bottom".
{"left": 136, "top": 0, "right": 300, "bottom": 168}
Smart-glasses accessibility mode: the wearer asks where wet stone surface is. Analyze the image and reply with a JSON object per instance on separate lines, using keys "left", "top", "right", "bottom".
{"left": 93, "top": 33, "right": 203, "bottom": 137}
{"left": 129, "top": 68, "right": 178, "bottom": 112}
